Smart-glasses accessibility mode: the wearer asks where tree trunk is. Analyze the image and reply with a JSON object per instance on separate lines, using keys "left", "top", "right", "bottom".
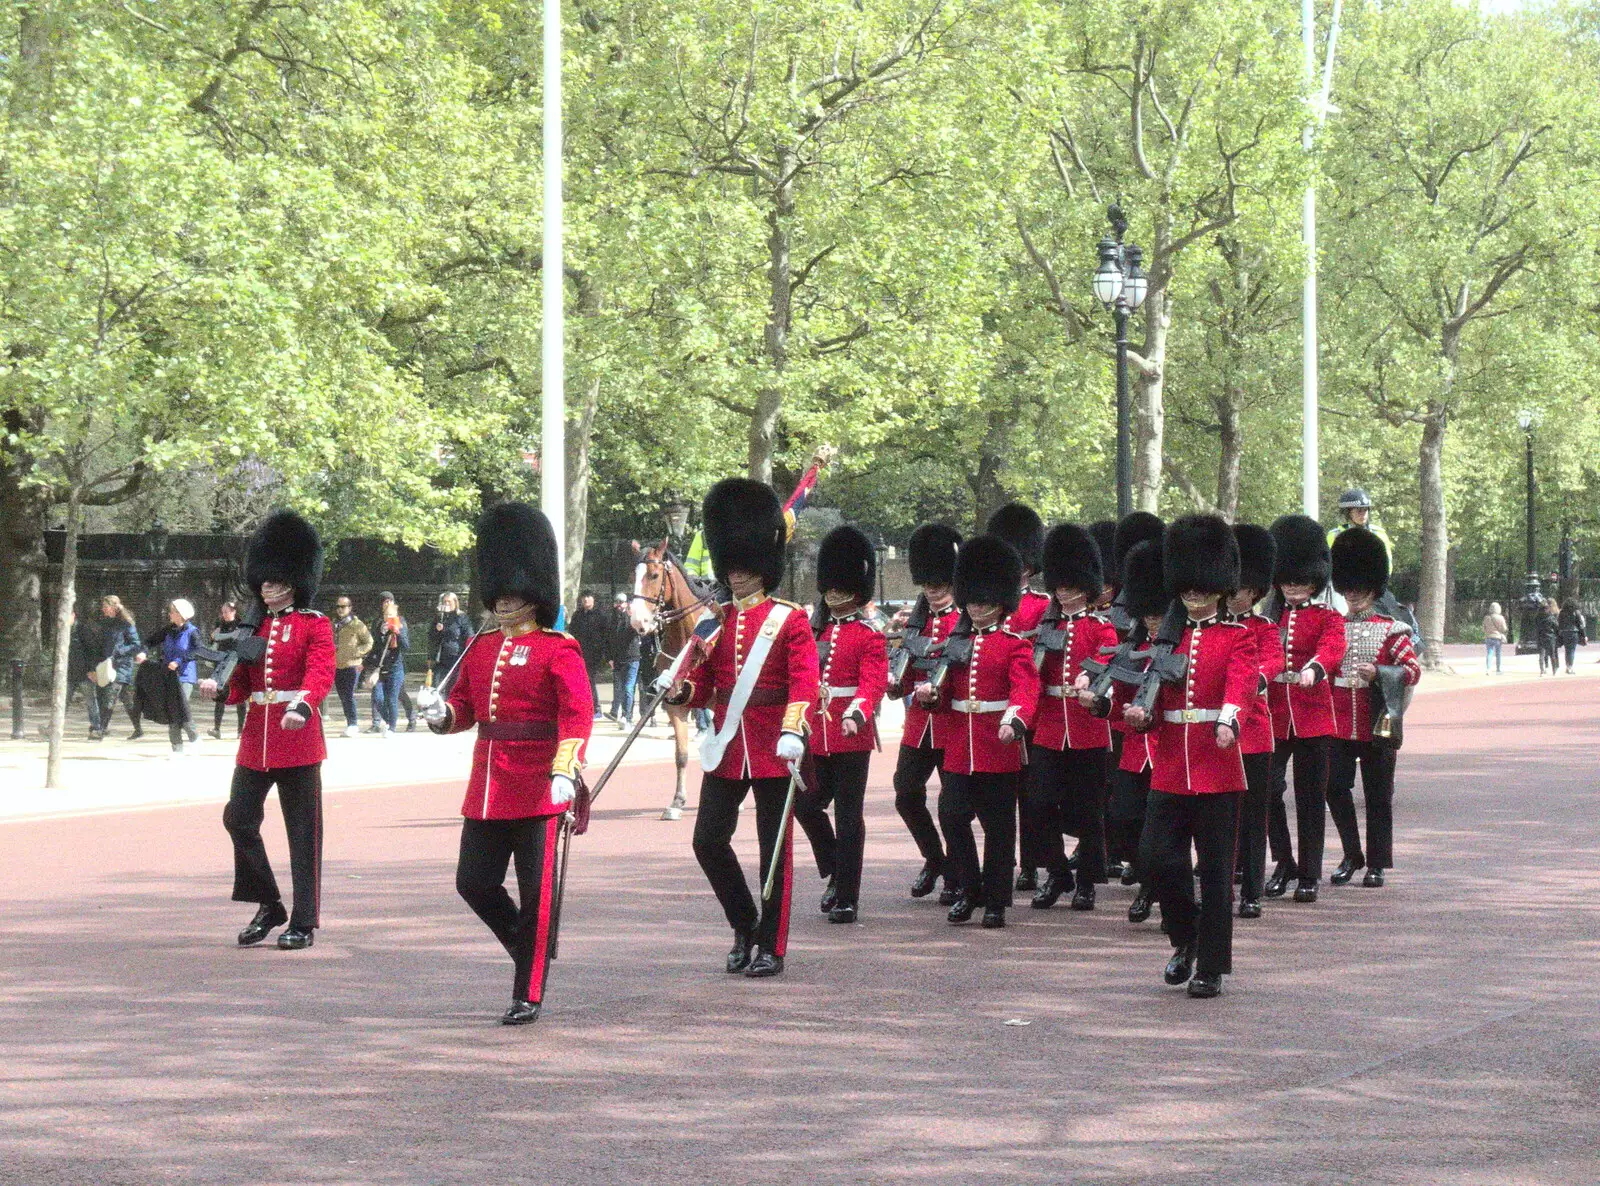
{"left": 1416, "top": 413, "right": 1449, "bottom": 669}
{"left": 1133, "top": 289, "right": 1169, "bottom": 512}
{"left": 46, "top": 485, "right": 82, "bottom": 789}
{"left": 1214, "top": 389, "right": 1242, "bottom": 520}
{"left": 749, "top": 152, "right": 796, "bottom": 485}
{"left": 563, "top": 374, "right": 601, "bottom": 609}
{"left": 0, "top": 433, "right": 48, "bottom": 681}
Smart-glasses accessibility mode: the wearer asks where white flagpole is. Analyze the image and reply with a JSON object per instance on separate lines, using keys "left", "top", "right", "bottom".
{"left": 1302, "top": 0, "right": 1342, "bottom": 519}
{"left": 541, "top": 0, "right": 566, "bottom": 589}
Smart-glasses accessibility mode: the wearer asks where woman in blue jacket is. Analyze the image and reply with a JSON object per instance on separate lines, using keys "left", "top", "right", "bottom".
{"left": 153, "top": 599, "right": 201, "bottom": 752}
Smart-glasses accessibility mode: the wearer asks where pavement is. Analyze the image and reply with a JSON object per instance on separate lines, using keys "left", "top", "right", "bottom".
{"left": 1, "top": 667, "right": 1598, "bottom": 1183}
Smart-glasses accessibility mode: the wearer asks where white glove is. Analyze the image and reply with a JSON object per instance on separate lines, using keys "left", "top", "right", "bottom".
{"left": 776, "top": 732, "right": 805, "bottom": 765}
{"left": 417, "top": 686, "right": 449, "bottom": 725}
{"left": 550, "top": 774, "right": 576, "bottom": 807}
{"left": 281, "top": 703, "right": 309, "bottom": 732}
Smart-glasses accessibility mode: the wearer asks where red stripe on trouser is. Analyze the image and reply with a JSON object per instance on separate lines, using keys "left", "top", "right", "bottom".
{"left": 522, "top": 815, "right": 560, "bottom": 1003}
{"left": 773, "top": 812, "right": 794, "bottom": 957}
{"left": 311, "top": 769, "right": 323, "bottom": 926}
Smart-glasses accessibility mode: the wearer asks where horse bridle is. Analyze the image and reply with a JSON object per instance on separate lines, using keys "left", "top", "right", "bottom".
{"left": 632, "top": 550, "right": 714, "bottom": 630}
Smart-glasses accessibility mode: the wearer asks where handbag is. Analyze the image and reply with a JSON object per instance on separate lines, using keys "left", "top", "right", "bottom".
{"left": 92, "top": 657, "right": 116, "bottom": 688}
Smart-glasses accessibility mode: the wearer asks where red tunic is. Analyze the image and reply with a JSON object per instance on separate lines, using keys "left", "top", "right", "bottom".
{"left": 1149, "top": 619, "right": 1257, "bottom": 795}
{"left": 895, "top": 604, "right": 961, "bottom": 750}
{"left": 1032, "top": 611, "right": 1116, "bottom": 751}
{"left": 1268, "top": 603, "right": 1346, "bottom": 740}
{"left": 442, "top": 626, "right": 593, "bottom": 820}
{"left": 1331, "top": 614, "right": 1421, "bottom": 742}
{"left": 1111, "top": 641, "right": 1155, "bottom": 773}
{"left": 808, "top": 614, "right": 889, "bottom": 756}
{"left": 227, "top": 609, "right": 336, "bottom": 772}
{"left": 933, "top": 627, "right": 1039, "bottom": 775}
{"left": 1003, "top": 589, "right": 1051, "bottom": 637}
{"left": 684, "top": 595, "right": 820, "bottom": 780}
{"left": 1236, "top": 611, "right": 1286, "bottom": 755}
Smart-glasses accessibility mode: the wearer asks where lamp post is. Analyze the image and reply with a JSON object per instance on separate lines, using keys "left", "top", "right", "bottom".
{"left": 1093, "top": 204, "right": 1148, "bottom": 518}
{"left": 1516, "top": 409, "right": 1543, "bottom": 654}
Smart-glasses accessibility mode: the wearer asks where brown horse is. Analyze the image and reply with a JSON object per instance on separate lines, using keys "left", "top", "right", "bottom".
{"left": 629, "top": 540, "right": 718, "bottom": 820}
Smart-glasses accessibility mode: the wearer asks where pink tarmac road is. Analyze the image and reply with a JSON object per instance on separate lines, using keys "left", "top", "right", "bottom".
{"left": 1, "top": 676, "right": 1598, "bottom": 1184}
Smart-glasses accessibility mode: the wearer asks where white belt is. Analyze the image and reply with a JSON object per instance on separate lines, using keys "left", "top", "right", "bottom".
{"left": 1163, "top": 708, "right": 1221, "bottom": 724}
{"left": 1044, "top": 685, "right": 1075, "bottom": 698}
{"left": 1272, "top": 672, "right": 1298, "bottom": 684}
{"left": 249, "top": 690, "right": 305, "bottom": 705}
{"left": 952, "top": 698, "right": 1009, "bottom": 714}
{"left": 822, "top": 685, "right": 859, "bottom": 704}
{"left": 1332, "top": 676, "right": 1367, "bottom": 688}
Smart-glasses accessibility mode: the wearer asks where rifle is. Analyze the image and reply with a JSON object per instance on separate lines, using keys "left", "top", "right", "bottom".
{"left": 920, "top": 611, "right": 974, "bottom": 699}
{"left": 887, "top": 597, "right": 938, "bottom": 687}
{"left": 192, "top": 605, "right": 267, "bottom": 688}
{"left": 1121, "top": 602, "right": 1190, "bottom": 720}
{"left": 1031, "top": 601, "right": 1070, "bottom": 671}
{"left": 1081, "top": 620, "right": 1147, "bottom": 718}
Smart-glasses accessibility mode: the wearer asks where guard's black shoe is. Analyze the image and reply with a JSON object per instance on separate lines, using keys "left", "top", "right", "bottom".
{"left": 910, "top": 864, "right": 940, "bottom": 898}
{"left": 238, "top": 902, "right": 287, "bottom": 946}
{"left": 1164, "top": 941, "right": 1197, "bottom": 986}
{"left": 501, "top": 999, "right": 541, "bottom": 1025}
{"left": 820, "top": 876, "right": 838, "bottom": 914}
{"left": 726, "top": 930, "right": 754, "bottom": 974}
{"left": 277, "top": 925, "right": 314, "bottom": 950}
{"left": 1238, "top": 898, "right": 1262, "bottom": 919}
{"left": 1264, "top": 861, "right": 1296, "bottom": 898}
{"left": 947, "top": 896, "right": 977, "bottom": 924}
{"left": 1070, "top": 883, "right": 1096, "bottom": 911}
{"left": 1363, "top": 868, "right": 1385, "bottom": 887}
{"left": 938, "top": 885, "right": 960, "bottom": 907}
{"left": 1187, "top": 973, "right": 1222, "bottom": 999}
{"left": 744, "top": 949, "right": 783, "bottom": 978}
{"left": 981, "top": 906, "right": 1006, "bottom": 929}
{"left": 1292, "top": 879, "right": 1319, "bottom": 903}
{"left": 1120, "top": 864, "right": 1139, "bottom": 887}
{"left": 1015, "top": 868, "right": 1038, "bottom": 892}
{"left": 828, "top": 903, "right": 857, "bottom": 924}
{"left": 1330, "top": 854, "right": 1365, "bottom": 885}
{"left": 1127, "top": 887, "right": 1153, "bottom": 924}
{"left": 1031, "top": 872, "right": 1070, "bottom": 910}
{"left": 1106, "top": 861, "right": 1123, "bottom": 881}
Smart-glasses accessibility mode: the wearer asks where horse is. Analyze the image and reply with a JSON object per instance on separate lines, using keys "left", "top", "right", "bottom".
{"left": 629, "top": 540, "right": 718, "bottom": 820}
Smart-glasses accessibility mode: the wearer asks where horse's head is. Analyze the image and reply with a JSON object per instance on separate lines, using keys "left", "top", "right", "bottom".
{"left": 629, "top": 539, "right": 671, "bottom": 635}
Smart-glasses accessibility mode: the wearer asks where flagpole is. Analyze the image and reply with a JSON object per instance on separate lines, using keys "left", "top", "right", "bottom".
{"left": 541, "top": 0, "right": 566, "bottom": 588}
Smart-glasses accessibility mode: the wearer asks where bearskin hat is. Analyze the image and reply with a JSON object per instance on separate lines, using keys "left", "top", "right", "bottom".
{"left": 1088, "top": 520, "right": 1118, "bottom": 581}
{"left": 1233, "top": 523, "right": 1277, "bottom": 598}
{"left": 1113, "top": 511, "right": 1166, "bottom": 578}
{"left": 908, "top": 522, "right": 961, "bottom": 587}
{"left": 985, "top": 503, "right": 1044, "bottom": 575}
{"left": 1164, "top": 514, "right": 1239, "bottom": 598}
{"left": 1122, "top": 540, "right": 1170, "bottom": 621}
{"left": 1271, "top": 513, "right": 1330, "bottom": 593}
{"left": 954, "top": 534, "right": 1023, "bottom": 615}
{"left": 1332, "top": 526, "right": 1390, "bottom": 597}
{"left": 244, "top": 509, "right": 324, "bottom": 610}
{"left": 702, "top": 478, "right": 787, "bottom": 592}
{"left": 816, "top": 525, "right": 876, "bottom": 605}
{"left": 1042, "top": 523, "right": 1103, "bottom": 599}
{"left": 476, "top": 502, "right": 561, "bottom": 626}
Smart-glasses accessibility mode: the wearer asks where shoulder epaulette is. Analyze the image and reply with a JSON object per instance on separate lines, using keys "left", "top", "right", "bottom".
{"left": 1216, "top": 619, "right": 1246, "bottom": 629}
{"left": 298, "top": 609, "right": 327, "bottom": 618}
{"left": 771, "top": 598, "right": 802, "bottom": 612}
{"left": 546, "top": 629, "right": 575, "bottom": 640}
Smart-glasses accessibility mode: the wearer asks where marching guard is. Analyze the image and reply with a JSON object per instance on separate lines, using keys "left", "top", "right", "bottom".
{"left": 212, "top": 510, "right": 336, "bottom": 952}
{"left": 1026, "top": 523, "right": 1116, "bottom": 911}
{"left": 423, "top": 503, "right": 592, "bottom": 1025}
{"left": 1227, "top": 523, "right": 1283, "bottom": 919}
{"left": 1123, "top": 515, "right": 1257, "bottom": 998}
{"left": 890, "top": 523, "right": 964, "bottom": 905}
{"left": 1326, "top": 527, "right": 1420, "bottom": 889}
{"left": 795, "top": 525, "right": 889, "bottom": 923}
{"left": 669, "top": 479, "right": 820, "bottom": 978}
{"left": 1264, "top": 515, "right": 1347, "bottom": 904}
{"left": 916, "top": 534, "right": 1040, "bottom": 928}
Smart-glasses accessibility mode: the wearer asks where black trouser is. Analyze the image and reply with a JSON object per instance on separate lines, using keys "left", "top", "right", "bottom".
{"left": 334, "top": 666, "right": 361, "bottom": 728}
{"left": 1268, "top": 735, "right": 1330, "bottom": 881}
{"left": 1024, "top": 745, "right": 1109, "bottom": 884}
{"left": 692, "top": 774, "right": 795, "bottom": 956}
{"left": 794, "top": 750, "right": 871, "bottom": 908}
{"left": 223, "top": 763, "right": 323, "bottom": 929}
{"left": 1106, "top": 766, "right": 1150, "bottom": 877}
{"left": 1327, "top": 739, "right": 1397, "bottom": 870}
{"left": 893, "top": 742, "right": 954, "bottom": 886}
{"left": 213, "top": 693, "right": 246, "bottom": 735}
{"left": 1141, "top": 789, "right": 1242, "bottom": 977}
{"left": 1237, "top": 751, "right": 1273, "bottom": 901}
{"left": 456, "top": 815, "right": 562, "bottom": 1003}
{"left": 92, "top": 680, "right": 137, "bottom": 734}
{"left": 939, "top": 770, "right": 1018, "bottom": 908}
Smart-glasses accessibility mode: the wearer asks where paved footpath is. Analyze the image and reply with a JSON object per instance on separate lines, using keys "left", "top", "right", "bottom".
{"left": 1, "top": 674, "right": 1597, "bottom": 1184}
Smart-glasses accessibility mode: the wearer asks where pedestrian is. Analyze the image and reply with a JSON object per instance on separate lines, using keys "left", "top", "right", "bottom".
{"left": 67, "top": 610, "right": 102, "bottom": 739}
{"left": 1264, "top": 514, "right": 1346, "bottom": 904}
{"left": 606, "top": 591, "right": 641, "bottom": 725}
{"left": 638, "top": 631, "right": 661, "bottom": 726}
{"left": 422, "top": 503, "right": 592, "bottom": 1026}
{"left": 92, "top": 595, "right": 145, "bottom": 739}
{"left": 1537, "top": 599, "right": 1560, "bottom": 675}
{"left": 147, "top": 600, "right": 201, "bottom": 752}
{"left": 331, "top": 595, "right": 371, "bottom": 737}
{"left": 1482, "top": 602, "right": 1507, "bottom": 674}
{"left": 1122, "top": 515, "right": 1256, "bottom": 999}
{"left": 915, "top": 533, "right": 1040, "bottom": 929}
{"left": 204, "top": 510, "right": 336, "bottom": 951}
{"left": 1559, "top": 598, "right": 1588, "bottom": 673}
{"left": 794, "top": 525, "right": 889, "bottom": 924}
{"left": 567, "top": 590, "right": 610, "bottom": 716}
{"left": 888, "top": 523, "right": 963, "bottom": 904}
{"left": 364, "top": 592, "right": 410, "bottom": 734}
{"left": 1327, "top": 527, "right": 1421, "bottom": 891}
{"left": 207, "top": 601, "right": 249, "bottom": 739}
{"left": 430, "top": 591, "right": 474, "bottom": 691}
{"left": 1225, "top": 524, "right": 1282, "bottom": 920}
{"left": 666, "top": 479, "right": 820, "bottom": 979}
{"left": 1026, "top": 523, "right": 1116, "bottom": 912}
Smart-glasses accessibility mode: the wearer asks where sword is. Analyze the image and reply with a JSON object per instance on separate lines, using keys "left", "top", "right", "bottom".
{"left": 546, "top": 807, "right": 576, "bottom": 966}
{"left": 584, "top": 679, "right": 675, "bottom": 809}
{"left": 762, "top": 765, "right": 802, "bottom": 902}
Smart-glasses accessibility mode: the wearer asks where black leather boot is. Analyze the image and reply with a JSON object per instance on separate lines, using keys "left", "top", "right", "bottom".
{"left": 1362, "top": 867, "right": 1385, "bottom": 887}
{"left": 1187, "top": 973, "right": 1222, "bottom": 998}
{"left": 237, "top": 902, "right": 287, "bottom": 946}
{"left": 1127, "top": 886, "right": 1153, "bottom": 924}
{"left": 819, "top": 875, "right": 838, "bottom": 914}
{"left": 1264, "top": 860, "right": 1296, "bottom": 898}
{"left": 1238, "top": 897, "right": 1262, "bottom": 919}
{"left": 1163, "top": 941, "right": 1197, "bottom": 986}
{"left": 947, "top": 895, "right": 978, "bottom": 923}
{"left": 1014, "top": 868, "right": 1038, "bottom": 892}
{"left": 277, "top": 925, "right": 314, "bottom": 950}
{"left": 938, "top": 884, "right": 960, "bottom": 907}
{"left": 910, "top": 863, "right": 939, "bottom": 898}
{"left": 501, "top": 1000, "right": 541, "bottom": 1025}
{"left": 1292, "top": 879, "right": 1319, "bottom": 903}
{"left": 1330, "top": 854, "right": 1365, "bottom": 885}
{"left": 725, "top": 929, "right": 754, "bottom": 974}
{"left": 980, "top": 906, "right": 1006, "bottom": 929}
{"left": 828, "top": 903, "right": 857, "bottom": 924}
{"left": 744, "top": 949, "right": 784, "bottom": 977}
{"left": 1070, "top": 882, "right": 1096, "bottom": 911}
{"left": 1031, "top": 871, "right": 1071, "bottom": 909}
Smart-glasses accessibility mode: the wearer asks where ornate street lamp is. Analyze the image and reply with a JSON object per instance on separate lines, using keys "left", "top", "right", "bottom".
{"left": 1516, "top": 409, "right": 1543, "bottom": 654}
{"left": 1092, "top": 205, "right": 1148, "bottom": 518}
